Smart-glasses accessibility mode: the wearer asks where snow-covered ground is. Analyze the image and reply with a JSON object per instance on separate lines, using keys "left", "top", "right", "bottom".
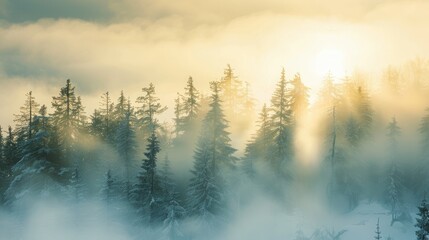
{"left": 0, "top": 200, "right": 417, "bottom": 240}
{"left": 222, "top": 200, "right": 415, "bottom": 240}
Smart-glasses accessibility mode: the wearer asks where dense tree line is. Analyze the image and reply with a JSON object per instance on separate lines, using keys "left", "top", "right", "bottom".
{"left": 1, "top": 62, "right": 429, "bottom": 239}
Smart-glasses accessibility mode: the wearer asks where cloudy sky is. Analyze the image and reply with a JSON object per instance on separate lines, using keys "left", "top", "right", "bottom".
{"left": 1, "top": 0, "right": 429, "bottom": 127}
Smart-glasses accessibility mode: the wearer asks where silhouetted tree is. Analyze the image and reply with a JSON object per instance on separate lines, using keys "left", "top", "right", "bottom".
{"left": 13, "top": 91, "right": 40, "bottom": 140}
{"left": 268, "top": 68, "right": 293, "bottom": 177}
{"left": 99, "top": 91, "right": 114, "bottom": 142}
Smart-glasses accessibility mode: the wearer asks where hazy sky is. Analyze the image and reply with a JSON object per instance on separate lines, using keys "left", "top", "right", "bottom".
{"left": 1, "top": 0, "right": 429, "bottom": 128}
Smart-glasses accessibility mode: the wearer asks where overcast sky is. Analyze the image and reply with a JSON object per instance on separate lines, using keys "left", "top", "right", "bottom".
{"left": 1, "top": 0, "right": 429, "bottom": 128}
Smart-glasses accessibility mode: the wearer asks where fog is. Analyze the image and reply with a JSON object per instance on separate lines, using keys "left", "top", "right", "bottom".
{"left": 1, "top": 1, "right": 429, "bottom": 239}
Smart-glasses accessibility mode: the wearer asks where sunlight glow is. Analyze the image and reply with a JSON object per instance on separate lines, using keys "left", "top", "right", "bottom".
{"left": 313, "top": 48, "right": 346, "bottom": 79}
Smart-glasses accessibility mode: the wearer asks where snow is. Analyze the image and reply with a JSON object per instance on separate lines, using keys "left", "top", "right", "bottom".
{"left": 221, "top": 199, "right": 415, "bottom": 240}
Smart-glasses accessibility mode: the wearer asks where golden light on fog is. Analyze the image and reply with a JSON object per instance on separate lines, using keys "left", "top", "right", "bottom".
{"left": 313, "top": 48, "right": 346, "bottom": 79}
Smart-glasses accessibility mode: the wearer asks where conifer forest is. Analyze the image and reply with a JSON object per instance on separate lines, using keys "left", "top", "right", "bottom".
{"left": 1, "top": 1, "right": 429, "bottom": 239}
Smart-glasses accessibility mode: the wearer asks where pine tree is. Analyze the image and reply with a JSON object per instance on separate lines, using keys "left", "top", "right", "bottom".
{"left": 268, "top": 68, "right": 293, "bottom": 177}
{"left": 375, "top": 218, "right": 382, "bottom": 240}
{"left": 159, "top": 157, "right": 186, "bottom": 240}
{"left": 173, "top": 92, "right": 184, "bottom": 138}
{"left": 182, "top": 76, "right": 200, "bottom": 128}
{"left": 5, "top": 109, "right": 63, "bottom": 205}
{"left": 0, "top": 125, "right": 6, "bottom": 202}
{"left": 386, "top": 117, "right": 403, "bottom": 225}
{"left": 387, "top": 117, "right": 401, "bottom": 155}
{"left": 0, "top": 126, "right": 3, "bottom": 162}
{"left": 102, "top": 170, "right": 115, "bottom": 203}
{"left": 115, "top": 102, "right": 137, "bottom": 184}
{"left": 355, "top": 86, "right": 373, "bottom": 139}
{"left": 172, "top": 77, "right": 201, "bottom": 167}
{"left": 172, "top": 77, "right": 201, "bottom": 140}
{"left": 89, "top": 109, "right": 104, "bottom": 138}
{"left": 327, "top": 106, "right": 338, "bottom": 207}
{"left": 51, "top": 79, "right": 85, "bottom": 158}
{"left": 13, "top": 91, "right": 40, "bottom": 140}
{"left": 99, "top": 91, "right": 114, "bottom": 142}
{"left": 317, "top": 72, "right": 341, "bottom": 111}
{"left": 74, "top": 96, "right": 87, "bottom": 131}
{"left": 113, "top": 91, "right": 127, "bottom": 122}
{"left": 289, "top": 73, "right": 309, "bottom": 123}
{"left": 3, "top": 126, "right": 19, "bottom": 187}
{"left": 242, "top": 104, "right": 270, "bottom": 178}
{"left": 345, "top": 116, "right": 360, "bottom": 147}
{"left": 420, "top": 108, "right": 429, "bottom": 152}
{"left": 69, "top": 167, "right": 84, "bottom": 202}
{"left": 135, "top": 83, "right": 167, "bottom": 140}
{"left": 187, "top": 138, "right": 222, "bottom": 224}
{"left": 416, "top": 197, "right": 429, "bottom": 240}
{"left": 219, "top": 64, "right": 244, "bottom": 118}
{"left": 340, "top": 79, "right": 373, "bottom": 147}
{"left": 187, "top": 81, "right": 236, "bottom": 227}
{"left": 418, "top": 108, "right": 429, "bottom": 194}
{"left": 133, "top": 131, "right": 162, "bottom": 223}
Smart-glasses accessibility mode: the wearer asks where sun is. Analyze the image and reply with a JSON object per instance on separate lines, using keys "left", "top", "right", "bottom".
{"left": 313, "top": 48, "right": 346, "bottom": 80}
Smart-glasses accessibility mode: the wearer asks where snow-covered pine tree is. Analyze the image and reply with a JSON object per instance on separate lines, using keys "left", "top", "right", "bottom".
{"left": 187, "top": 81, "right": 236, "bottom": 229}
{"left": 5, "top": 108, "right": 63, "bottom": 205}
{"left": 102, "top": 170, "right": 116, "bottom": 203}
{"left": 69, "top": 167, "right": 84, "bottom": 202}
{"left": 159, "top": 156, "right": 185, "bottom": 240}
{"left": 187, "top": 137, "right": 222, "bottom": 226}
{"left": 133, "top": 131, "right": 162, "bottom": 224}
{"left": 3, "top": 126, "right": 19, "bottom": 192}
{"left": 416, "top": 197, "right": 429, "bottom": 240}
